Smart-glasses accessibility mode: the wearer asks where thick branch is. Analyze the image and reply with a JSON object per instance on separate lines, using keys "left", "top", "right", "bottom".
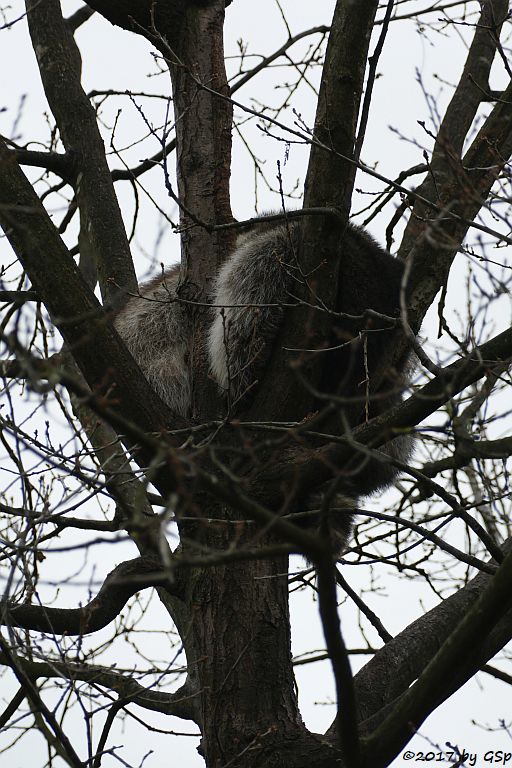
{"left": 351, "top": 543, "right": 512, "bottom": 734}
{"left": 0, "top": 652, "right": 199, "bottom": 723}
{"left": 66, "top": 5, "right": 95, "bottom": 32}
{"left": 163, "top": 1, "right": 234, "bottom": 419}
{"left": 7, "top": 147, "right": 73, "bottom": 181}
{"left": 25, "top": 0, "right": 137, "bottom": 300}
{"left": 405, "top": 75, "right": 512, "bottom": 332}
{"left": 250, "top": 0, "right": 380, "bottom": 423}
{"left": 0, "top": 289, "right": 38, "bottom": 304}
{"left": 360, "top": 541, "right": 512, "bottom": 767}
{"left": 0, "top": 138, "right": 186, "bottom": 442}
{"left": 433, "top": 0, "right": 508, "bottom": 160}
{"left": 400, "top": 0, "right": 509, "bottom": 260}
{"left": 398, "top": 2, "right": 512, "bottom": 331}
{"left": 0, "top": 557, "right": 180, "bottom": 635}
{"left": 304, "top": 0, "right": 379, "bottom": 215}
{"left": 84, "top": 0, "right": 234, "bottom": 419}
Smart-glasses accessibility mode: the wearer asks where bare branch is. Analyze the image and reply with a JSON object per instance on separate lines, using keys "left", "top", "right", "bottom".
{"left": 347, "top": 544, "right": 512, "bottom": 730}
{"left": 250, "top": 0, "right": 380, "bottom": 424}
{"left": 361, "top": 541, "right": 512, "bottom": 766}
{"left": 0, "top": 138, "right": 186, "bottom": 440}
{"left": 25, "top": 0, "right": 137, "bottom": 299}
{"left": 65, "top": 4, "right": 95, "bottom": 33}
{"left": 0, "top": 652, "right": 199, "bottom": 723}
{"left": 247, "top": 325, "right": 512, "bottom": 511}
{"left": 0, "top": 637, "right": 83, "bottom": 768}
{"left": 0, "top": 557, "right": 180, "bottom": 635}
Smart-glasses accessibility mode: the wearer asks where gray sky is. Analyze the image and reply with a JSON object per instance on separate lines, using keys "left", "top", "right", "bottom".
{"left": 0, "top": 1, "right": 511, "bottom": 766}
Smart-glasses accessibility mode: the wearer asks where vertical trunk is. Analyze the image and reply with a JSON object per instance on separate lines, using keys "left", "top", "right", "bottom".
{"left": 166, "top": 6, "right": 303, "bottom": 762}
{"left": 184, "top": 522, "right": 303, "bottom": 766}
{"left": 167, "top": 1, "right": 235, "bottom": 420}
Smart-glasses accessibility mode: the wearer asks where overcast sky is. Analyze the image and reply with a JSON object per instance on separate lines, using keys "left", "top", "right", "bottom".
{"left": 1, "top": 1, "right": 511, "bottom": 766}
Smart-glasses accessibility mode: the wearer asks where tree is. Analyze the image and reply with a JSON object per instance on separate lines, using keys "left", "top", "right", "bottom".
{"left": 0, "top": 0, "right": 511, "bottom": 766}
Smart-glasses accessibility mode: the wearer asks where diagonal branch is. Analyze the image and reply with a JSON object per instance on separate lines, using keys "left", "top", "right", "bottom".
{"left": 405, "top": 74, "right": 512, "bottom": 332}
{"left": 397, "top": 0, "right": 512, "bottom": 331}
{"left": 360, "top": 540, "right": 512, "bottom": 767}
{"left": 0, "top": 137, "right": 185, "bottom": 440}
{"left": 0, "top": 652, "right": 199, "bottom": 724}
{"left": 400, "top": 0, "right": 510, "bottom": 259}
{"left": 250, "top": 0, "right": 380, "bottom": 423}
{"left": 25, "top": 0, "right": 137, "bottom": 301}
{"left": 324, "top": 543, "right": 512, "bottom": 736}
{"left": 0, "top": 557, "right": 180, "bottom": 635}
{"left": 0, "top": 637, "right": 83, "bottom": 768}
{"left": 432, "top": 0, "right": 508, "bottom": 161}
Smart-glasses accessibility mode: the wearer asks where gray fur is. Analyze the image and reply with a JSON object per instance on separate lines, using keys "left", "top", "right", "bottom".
{"left": 208, "top": 222, "right": 299, "bottom": 404}
{"left": 208, "top": 218, "right": 414, "bottom": 556}
{"left": 115, "top": 217, "right": 414, "bottom": 557}
{"left": 114, "top": 266, "right": 191, "bottom": 418}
